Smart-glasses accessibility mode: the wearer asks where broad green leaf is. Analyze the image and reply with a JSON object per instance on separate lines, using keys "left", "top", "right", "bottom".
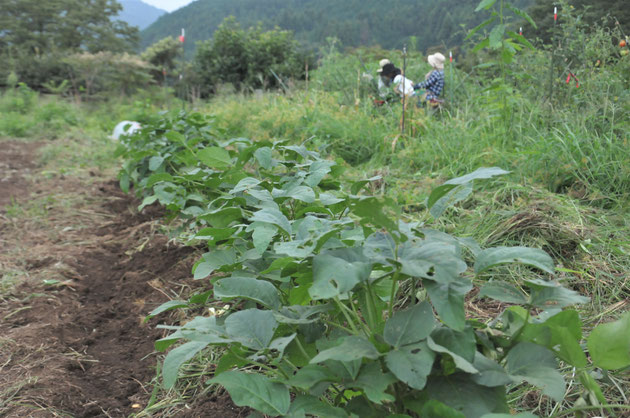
{"left": 587, "top": 311, "right": 630, "bottom": 370}
{"left": 146, "top": 299, "right": 188, "bottom": 320}
{"left": 475, "top": 0, "right": 497, "bottom": 11}
{"left": 525, "top": 278, "right": 589, "bottom": 309}
{"left": 507, "top": 31, "right": 535, "bottom": 50}
{"left": 429, "top": 184, "right": 472, "bottom": 219}
{"left": 310, "top": 336, "right": 380, "bottom": 363}
{"left": 194, "top": 227, "right": 237, "bottom": 242}
{"left": 273, "top": 184, "right": 316, "bottom": 203}
{"left": 163, "top": 341, "right": 209, "bottom": 388}
{"left": 310, "top": 251, "right": 371, "bottom": 300}
{"left": 148, "top": 155, "right": 164, "bottom": 171}
{"left": 251, "top": 207, "right": 292, "bottom": 235}
{"left": 273, "top": 305, "right": 332, "bottom": 325}
{"left": 197, "top": 146, "right": 232, "bottom": 169}
{"left": 398, "top": 241, "right": 467, "bottom": 282}
{"left": 351, "top": 175, "right": 382, "bottom": 195}
{"left": 210, "top": 371, "right": 290, "bottom": 416}
{"left": 305, "top": 160, "right": 334, "bottom": 188}
{"left": 478, "top": 282, "right": 528, "bottom": 304}
{"left": 138, "top": 195, "right": 158, "bottom": 211}
{"left": 425, "top": 373, "right": 509, "bottom": 417}
{"left": 427, "top": 336, "right": 478, "bottom": 374}
{"left": 352, "top": 198, "right": 398, "bottom": 232}
{"left": 419, "top": 400, "right": 466, "bottom": 417}
{"left": 287, "top": 364, "right": 336, "bottom": 390}
{"left": 384, "top": 302, "right": 436, "bottom": 348}
{"left": 424, "top": 278, "right": 472, "bottom": 331}
{"left": 252, "top": 223, "right": 278, "bottom": 254}
{"left": 518, "top": 310, "right": 587, "bottom": 368}
{"left": 430, "top": 326, "right": 476, "bottom": 363}
{"left": 230, "top": 177, "right": 261, "bottom": 194}
{"left": 352, "top": 362, "right": 397, "bottom": 404}
{"left": 475, "top": 247, "right": 555, "bottom": 275}
{"left": 254, "top": 147, "right": 274, "bottom": 169}
{"left": 225, "top": 309, "right": 278, "bottom": 350}
{"left": 199, "top": 207, "right": 243, "bottom": 228}
{"left": 488, "top": 24, "right": 505, "bottom": 49}
{"left": 287, "top": 395, "right": 347, "bottom": 418}
{"left": 505, "top": 342, "right": 565, "bottom": 402}
{"left": 363, "top": 232, "right": 396, "bottom": 264}
{"left": 445, "top": 167, "right": 510, "bottom": 185}
{"left": 269, "top": 334, "right": 297, "bottom": 356}
{"left": 578, "top": 370, "right": 606, "bottom": 405}
{"left": 193, "top": 248, "right": 237, "bottom": 279}
{"left": 385, "top": 341, "right": 435, "bottom": 390}
{"left": 214, "top": 277, "right": 281, "bottom": 309}
{"left": 472, "top": 353, "right": 512, "bottom": 387}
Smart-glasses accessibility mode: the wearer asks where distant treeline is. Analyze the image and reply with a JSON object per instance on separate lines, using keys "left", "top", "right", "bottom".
{"left": 140, "top": 0, "right": 534, "bottom": 54}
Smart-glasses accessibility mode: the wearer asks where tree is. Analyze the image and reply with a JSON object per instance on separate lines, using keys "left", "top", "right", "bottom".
{"left": 0, "top": 0, "right": 138, "bottom": 88}
{"left": 141, "top": 37, "right": 183, "bottom": 84}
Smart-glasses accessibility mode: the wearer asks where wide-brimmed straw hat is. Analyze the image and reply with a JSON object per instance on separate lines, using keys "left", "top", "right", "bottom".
{"left": 428, "top": 53, "right": 446, "bottom": 70}
{"left": 376, "top": 59, "right": 391, "bottom": 73}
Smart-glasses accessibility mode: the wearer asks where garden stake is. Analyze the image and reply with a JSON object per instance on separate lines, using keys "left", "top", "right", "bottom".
{"left": 547, "top": 7, "right": 557, "bottom": 103}
{"left": 400, "top": 44, "right": 407, "bottom": 138}
{"left": 449, "top": 51, "right": 454, "bottom": 103}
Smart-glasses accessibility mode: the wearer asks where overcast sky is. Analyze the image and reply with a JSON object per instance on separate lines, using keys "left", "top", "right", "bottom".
{"left": 142, "top": 0, "right": 195, "bottom": 13}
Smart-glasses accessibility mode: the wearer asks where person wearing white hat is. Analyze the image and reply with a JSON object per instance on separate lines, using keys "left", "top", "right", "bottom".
{"left": 376, "top": 58, "right": 393, "bottom": 97}
{"left": 413, "top": 52, "right": 446, "bottom": 103}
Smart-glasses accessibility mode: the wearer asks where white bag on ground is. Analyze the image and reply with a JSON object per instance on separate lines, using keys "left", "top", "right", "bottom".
{"left": 111, "top": 121, "right": 141, "bottom": 140}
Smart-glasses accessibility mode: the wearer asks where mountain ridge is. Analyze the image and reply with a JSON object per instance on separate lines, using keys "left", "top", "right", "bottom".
{"left": 119, "top": 0, "right": 167, "bottom": 30}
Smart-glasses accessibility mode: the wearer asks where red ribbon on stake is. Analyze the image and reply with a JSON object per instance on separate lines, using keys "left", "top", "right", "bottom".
{"left": 449, "top": 51, "right": 453, "bottom": 63}
{"left": 566, "top": 72, "right": 579, "bottom": 88}
{"left": 519, "top": 27, "right": 523, "bottom": 36}
{"left": 179, "top": 28, "right": 186, "bottom": 43}
{"left": 554, "top": 7, "right": 558, "bottom": 22}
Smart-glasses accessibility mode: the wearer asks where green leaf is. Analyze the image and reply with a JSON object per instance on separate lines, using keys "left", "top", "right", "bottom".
{"left": 287, "top": 364, "right": 335, "bottom": 390}
{"left": 352, "top": 198, "right": 398, "bottom": 232}
{"left": 163, "top": 341, "right": 209, "bottom": 389}
{"left": 252, "top": 223, "right": 278, "bottom": 254}
{"left": 429, "top": 184, "right": 473, "bottom": 219}
{"left": 478, "top": 282, "right": 528, "bottom": 304}
{"left": 310, "top": 336, "right": 380, "bottom": 363}
{"left": 488, "top": 24, "right": 505, "bottom": 49}
{"left": 475, "top": 0, "right": 497, "bottom": 11}
{"left": 430, "top": 326, "right": 476, "bottom": 363}
{"left": 225, "top": 309, "right": 278, "bottom": 350}
{"left": 385, "top": 341, "right": 435, "bottom": 390}
{"left": 210, "top": 371, "right": 290, "bottom": 416}
{"left": 230, "top": 177, "right": 261, "bottom": 194}
{"left": 419, "top": 400, "right": 466, "bottom": 417}
{"left": 197, "top": 146, "right": 232, "bottom": 169}
{"left": 254, "top": 147, "right": 274, "bottom": 169}
{"left": 273, "top": 305, "right": 332, "bottom": 325}
{"left": 466, "top": 16, "right": 497, "bottom": 40}
{"left": 384, "top": 302, "right": 436, "bottom": 348}
{"left": 146, "top": 300, "right": 188, "bottom": 320}
{"left": 475, "top": 247, "right": 555, "bottom": 275}
{"left": 351, "top": 175, "right": 382, "bottom": 195}
{"left": 251, "top": 207, "right": 292, "bottom": 235}
{"left": 199, "top": 207, "right": 243, "bottom": 228}
{"left": 587, "top": 311, "right": 630, "bottom": 370}
{"left": 352, "top": 362, "right": 397, "bottom": 404}
{"left": 310, "top": 251, "right": 371, "bottom": 300}
{"left": 519, "top": 310, "right": 587, "bottom": 368}
{"left": 214, "top": 277, "right": 281, "bottom": 309}
{"left": 472, "top": 353, "right": 512, "bottom": 387}
{"left": 506, "top": 3, "right": 537, "bottom": 28}
{"left": 193, "top": 248, "right": 237, "bottom": 280}
{"left": 525, "top": 278, "right": 589, "bottom": 309}
{"left": 424, "top": 278, "right": 472, "bottom": 331}
{"left": 425, "top": 373, "right": 509, "bottom": 417}
{"left": 287, "top": 395, "right": 347, "bottom": 418}
{"left": 305, "top": 161, "right": 334, "bottom": 188}
{"left": 427, "top": 336, "right": 478, "bottom": 374}
{"left": 148, "top": 155, "right": 164, "bottom": 171}
{"left": 505, "top": 342, "right": 565, "bottom": 402}
{"left": 398, "top": 241, "right": 467, "bottom": 282}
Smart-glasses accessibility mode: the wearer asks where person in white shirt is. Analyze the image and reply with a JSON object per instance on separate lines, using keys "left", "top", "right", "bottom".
{"left": 380, "top": 63, "right": 414, "bottom": 98}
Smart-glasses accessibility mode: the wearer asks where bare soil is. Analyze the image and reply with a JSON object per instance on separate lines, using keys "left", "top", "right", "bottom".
{"left": 0, "top": 140, "right": 245, "bottom": 417}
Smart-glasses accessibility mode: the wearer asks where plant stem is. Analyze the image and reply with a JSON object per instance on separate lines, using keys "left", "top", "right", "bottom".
{"left": 334, "top": 297, "right": 360, "bottom": 334}
{"left": 388, "top": 271, "right": 400, "bottom": 318}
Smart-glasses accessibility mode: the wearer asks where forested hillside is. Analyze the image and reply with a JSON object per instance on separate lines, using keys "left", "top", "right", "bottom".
{"left": 140, "top": 0, "right": 533, "bottom": 53}
{"left": 118, "top": 0, "right": 167, "bottom": 30}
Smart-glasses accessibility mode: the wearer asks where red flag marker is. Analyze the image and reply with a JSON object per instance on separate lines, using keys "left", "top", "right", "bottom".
{"left": 554, "top": 7, "right": 558, "bottom": 22}
{"left": 519, "top": 27, "right": 523, "bottom": 36}
{"left": 179, "top": 28, "right": 186, "bottom": 43}
{"left": 449, "top": 51, "right": 453, "bottom": 63}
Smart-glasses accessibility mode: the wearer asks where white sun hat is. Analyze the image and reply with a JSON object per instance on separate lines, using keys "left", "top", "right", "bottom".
{"left": 428, "top": 53, "right": 446, "bottom": 70}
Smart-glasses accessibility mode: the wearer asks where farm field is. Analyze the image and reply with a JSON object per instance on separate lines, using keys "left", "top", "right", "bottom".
{"left": 1, "top": 9, "right": 630, "bottom": 415}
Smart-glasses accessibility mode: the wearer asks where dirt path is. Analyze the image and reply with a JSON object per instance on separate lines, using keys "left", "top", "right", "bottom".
{"left": 0, "top": 140, "right": 243, "bottom": 417}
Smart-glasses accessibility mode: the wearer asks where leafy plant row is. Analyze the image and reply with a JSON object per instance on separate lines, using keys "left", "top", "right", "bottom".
{"left": 116, "top": 112, "right": 630, "bottom": 417}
